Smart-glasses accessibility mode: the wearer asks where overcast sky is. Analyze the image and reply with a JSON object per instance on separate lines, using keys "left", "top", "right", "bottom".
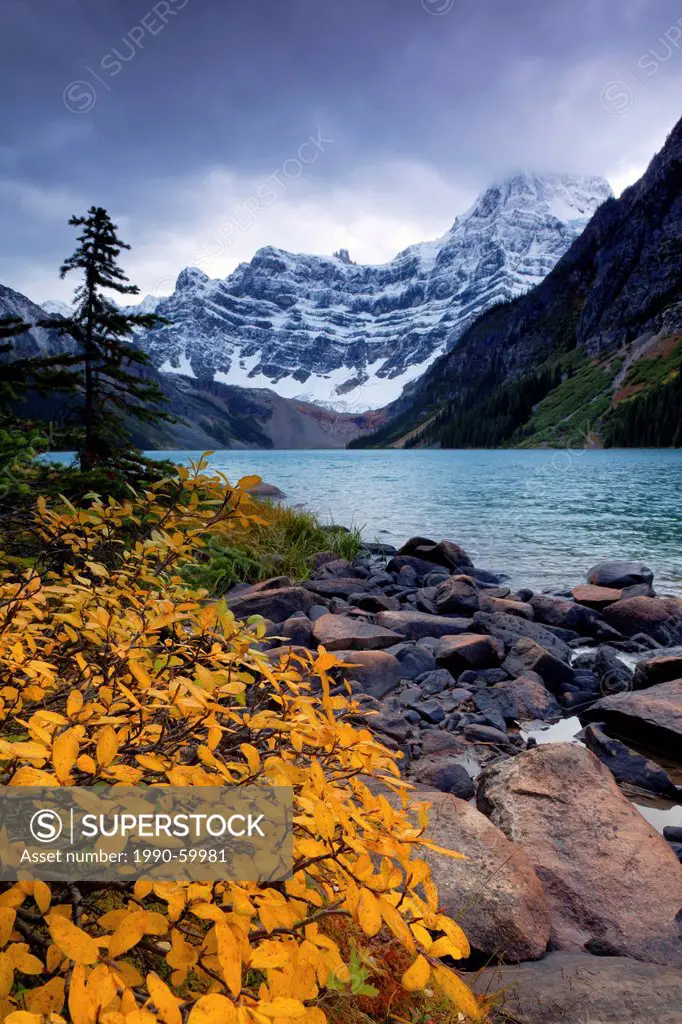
{"left": 2, "top": 0, "right": 682, "bottom": 303}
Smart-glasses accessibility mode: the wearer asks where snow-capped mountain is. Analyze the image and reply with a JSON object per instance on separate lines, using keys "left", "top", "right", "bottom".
{"left": 41, "top": 294, "right": 163, "bottom": 318}
{"left": 131, "top": 173, "right": 612, "bottom": 411}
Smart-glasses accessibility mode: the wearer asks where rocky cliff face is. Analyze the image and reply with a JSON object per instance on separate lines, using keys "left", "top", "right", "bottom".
{"left": 134, "top": 173, "right": 612, "bottom": 412}
{"left": 357, "top": 117, "right": 682, "bottom": 448}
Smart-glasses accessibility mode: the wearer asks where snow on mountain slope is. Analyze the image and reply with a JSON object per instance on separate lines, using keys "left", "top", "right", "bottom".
{"left": 135, "top": 172, "right": 614, "bottom": 411}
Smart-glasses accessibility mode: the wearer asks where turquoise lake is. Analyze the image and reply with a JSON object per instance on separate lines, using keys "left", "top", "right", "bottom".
{"left": 138, "top": 448, "right": 682, "bottom": 597}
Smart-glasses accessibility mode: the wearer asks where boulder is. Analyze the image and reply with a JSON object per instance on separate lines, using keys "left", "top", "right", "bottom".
{"left": 633, "top": 653, "right": 682, "bottom": 690}
{"left": 330, "top": 650, "right": 402, "bottom": 699}
{"left": 347, "top": 592, "right": 401, "bottom": 613}
{"left": 396, "top": 536, "right": 474, "bottom": 571}
{"left": 304, "top": 577, "right": 379, "bottom": 599}
{"left": 483, "top": 673, "right": 561, "bottom": 723}
{"left": 480, "top": 595, "right": 534, "bottom": 619}
{"left": 411, "top": 792, "right": 550, "bottom": 961}
{"left": 375, "top": 610, "right": 472, "bottom": 641}
{"left": 312, "top": 557, "right": 361, "bottom": 579}
{"left": 473, "top": 611, "right": 571, "bottom": 661}
{"left": 386, "top": 554, "right": 450, "bottom": 580}
{"left": 227, "top": 585, "right": 313, "bottom": 622}
{"left": 582, "top": 679, "right": 682, "bottom": 758}
{"left": 312, "top": 614, "right": 402, "bottom": 651}
{"left": 583, "top": 722, "right": 679, "bottom": 799}
{"left": 385, "top": 643, "right": 437, "bottom": 679}
{"left": 436, "top": 633, "right": 505, "bottom": 675}
{"left": 410, "top": 760, "right": 475, "bottom": 798}
{"left": 529, "top": 594, "right": 602, "bottom": 636}
{"left": 433, "top": 577, "right": 480, "bottom": 616}
{"left": 281, "top": 614, "right": 314, "bottom": 646}
{"left": 594, "top": 644, "right": 634, "bottom": 695}
{"left": 477, "top": 743, "right": 682, "bottom": 966}
{"left": 587, "top": 560, "right": 654, "bottom": 589}
{"left": 472, "top": 952, "right": 682, "bottom": 1024}
{"left": 502, "top": 638, "right": 575, "bottom": 694}
{"left": 573, "top": 583, "right": 623, "bottom": 609}
{"left": 246, "top": 481, "right": 286, "bottom": 498}
{"left": 603, "top": 596, "right": 682, "bottom": 644}
{"left": 463, "top": 723, "right": 511, "bottom": 746}
{"left": 416, "top": 669, "right": 454, "bottom": 695}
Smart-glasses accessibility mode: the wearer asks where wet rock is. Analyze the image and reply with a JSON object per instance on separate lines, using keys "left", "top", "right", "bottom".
{"left": 227, "top": 585, "right": 313, "bottom": 621}
{"left": 663, "top": 826, "right": 682, "bottom": 842}
{"left": 330, "top": 649, "right": 402, "bottom": 698}
{"left": 573, "top": 583, "right": 624, "bottom": 609}
{"left": 502, "top": 638, "right": 575, "bottom": 694}
{"left": 413, "top": 792, "right": 550, "bottom": 961}
{"left": 583, "top": 722, "right": 680, "bottom": 799}
{"left": 436, "top": 633, "right": 505, "bottom": 675}
{"left": 587, "top": 561, "right": 654, "bottom": 589}
{"left": 633, "top": 653, "right": 682, "bottom": 690}
{"left": 375, "top": 610, "right": 472, "bottom": 641}
{"left": 396, "top": 536, "right": 474, "bottom": 571}
{"left": 472, "top": 952, "right": 682, "bottom": 1024}
{"left": 473, "top": 611, "right": 571, "bottom": 661}
{"left": 603, "top": 596, "right": 682, "bottom": 644}
{"left": 386, "top": 554, "right": 449, "bottom": 580}
{"left": 583, "top": 679, "right": 682, "bottom": 758}
{"left": 530, "top": 593, "right": 603, "bottom": 636}
{"left": 477, "top": 743, "right": 682, "bottom": 966}
{"left": 433, "top": 577, "right": 480, "bottom": 616}
{"left": 594, "top": 644, "right": 634, "bottom": 695}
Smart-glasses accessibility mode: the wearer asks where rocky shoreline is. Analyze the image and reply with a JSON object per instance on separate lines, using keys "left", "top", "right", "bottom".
{"left": 227, "top": 535, "right": 682, "bottom": 1021}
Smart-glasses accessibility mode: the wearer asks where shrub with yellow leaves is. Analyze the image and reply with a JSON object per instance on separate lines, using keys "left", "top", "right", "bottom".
{"left": 0, "top": 457, "right": 487, "bottom": 1024}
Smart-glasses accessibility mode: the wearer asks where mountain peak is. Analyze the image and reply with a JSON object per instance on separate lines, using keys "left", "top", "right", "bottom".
{"left": 135, "top": 170, "right": 612, "bottom": 412}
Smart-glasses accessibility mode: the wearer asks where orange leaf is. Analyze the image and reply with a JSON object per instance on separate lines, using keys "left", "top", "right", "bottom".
{"left": 49, "top": 915, "right": 99, "bottom": 965}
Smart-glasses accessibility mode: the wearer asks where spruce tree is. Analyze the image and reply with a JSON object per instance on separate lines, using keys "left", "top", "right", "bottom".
{"left": 41, "top": 207, "right": 170, "bottom": 472}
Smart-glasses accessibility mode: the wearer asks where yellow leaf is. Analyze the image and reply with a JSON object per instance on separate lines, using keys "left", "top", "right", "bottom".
{"left": 357, "top": 889, "right": 382, "bottom": 937}
{"left": 69, "top": 963, "right": 95, "bottom": 1024}
{"left": 401, "top": 954, "right": 430, "bottom": 992}
{"left": 66, "top": 691, "right": 84, "bottom": 717}
{"left": 428, "top": 935, "right": 467, "bottom": 960}
{"left": 417, "top": 839, "right": 467, "bottom": 860}
{"left": 257, "top": 998, "right": 307, "bottom": 1018}
{"left": 24, "top": 976, "right": 65, "bottom": 1014}
{"left": 109, "top": 910, "right": 148, "bottom": 959}
{"left": 187, "top": 994, "right": 237, "bottom": 1024}
{"left": 33, "top": 880, "right": 51, "bottom": 915}
{"left": 147, "top": 971, "right": 183, "bottom": 1024}
{"left": 0, "top": 951, "right": 14, "bottom": 998}
{"left": 52, "top": 728, "right": 79, "bottom": 784}
{"left": 434, "top": 964, "right": 483, "bottom": 1020}
{"left": 49, "top": 915, "right": 99, "bottom": 965}
{"left": 9, "top": 767, "right": 56, "bottom": 787}
{"left": 215, "top": 921, "right": 242, "bottom": 997}
{"left": 240, "top": 743, "right": 260, "bottom": 773}
{"left": 96, "top": 725, "right": 119, "bottom": 767}
{"left": 0, "top": 909, "right": 15, "bottom": 948}
{"left": 4, "top": 1013, "right": 41, "bottom": 1024}
{"left": 9, "top": 946, "right": 43, "bottom": 973}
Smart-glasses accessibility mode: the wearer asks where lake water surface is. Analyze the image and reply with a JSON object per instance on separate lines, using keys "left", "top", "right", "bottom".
{"left": 142, "top": 448, "right": 682, "bottom": 596}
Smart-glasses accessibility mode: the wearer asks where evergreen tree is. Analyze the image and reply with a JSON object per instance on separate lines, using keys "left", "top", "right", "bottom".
{"left": 41, "top": 207, "right": 170, "bottom": 471}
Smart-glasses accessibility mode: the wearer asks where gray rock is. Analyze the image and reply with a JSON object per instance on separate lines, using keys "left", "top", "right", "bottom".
{"left": 433, "top": 577, "right": 480, "bottom": 615}
{"left": 583, "top": 679, "right": 682, "bottom": 759}
{"left": 583, "top": 722, "right": 680, "bottom": 799}
{"left": 502, "top": 637, "right": 576, "bottom": 694}
{"left": 436, "top": 633, "right": 505, "bottom": 674}
{"left": 663, "top": 826, "right": 682, "bottom": 842}
{"left": 304, "top": 577, "right": 379, "bottom": 599}
{"left": 281, "top": 614, "right": 314, "bottom": 646}
{"left": 396, "top": 536, "right": 474, "bottom": 571}
{"left": 330, "top": 649, "right": 402, "bottom": 698}
{"left": 481, "top": 673, "right": 561, "bottom": 723}
{"left": 588, "top": 560, "right": 654, "bottom": 589}
{"left": 594, "top": 644, "right": 634, "bottom": 695}
{"left": 227, "top": 585, "right": 313, "bottom": 622}
{"left": 384, "top": 642, "right": 437, "bottom": 679}
{"left": 463, "top": 723, "right": 510, "bottom": 746}
{"left": 410, "top": 698, "right": 446, "bottom": 725}
{"left": 473, "top": 610, "right": 572, "bottom": 661}
{"left": 472, "top": 952, "right": 682, "bottom": 1024}
{"left": 411, "top": 758, "right": 475, "bottom": 797}
{"left": 530, "top": 593, "right": 603, "bottom": 636}
{"left": 375, "top": 610, "right": 472, "bottom": 641}
{"left": 633, "top": 653, "right": 682, "bottom": 690}
{"left": 347, "top": 592, "right": 401, "bottom": 613}
{"left": 603, "top": 596, "right": 682, "bottom": 644}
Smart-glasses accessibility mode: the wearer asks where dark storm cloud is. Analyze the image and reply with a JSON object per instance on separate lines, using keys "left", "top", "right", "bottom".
{"left": 1, "top": 0, "right": 682, "bottom": 299}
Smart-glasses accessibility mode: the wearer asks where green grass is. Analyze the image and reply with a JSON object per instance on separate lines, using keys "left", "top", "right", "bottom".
{"left": 183, "top": 502, "right": 364, "bottom": 594}
{"left": 513, "top": 355, "right": 615, "bottom": 448}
